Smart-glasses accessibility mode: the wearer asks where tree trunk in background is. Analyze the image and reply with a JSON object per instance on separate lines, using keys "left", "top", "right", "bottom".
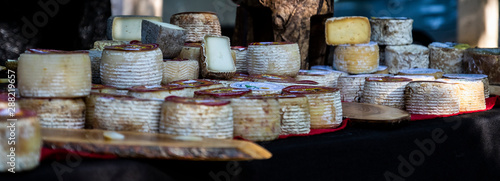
{"left": 110, "top": 0, "right": 163, "bottom": 17}
{"left": 458, "top": 0, "right": 498, "bottom": 48}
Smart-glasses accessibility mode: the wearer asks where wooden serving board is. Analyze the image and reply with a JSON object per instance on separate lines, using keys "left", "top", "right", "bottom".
{"left": 42, "top": 128, "right": 272, "bottom": 161}
{"left": 342, "top": 102, "right": 411, "bottom": 125}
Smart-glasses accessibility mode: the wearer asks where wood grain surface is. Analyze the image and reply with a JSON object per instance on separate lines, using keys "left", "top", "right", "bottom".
{"left": 342, "top": 102, "right": 411, "bottom": 125}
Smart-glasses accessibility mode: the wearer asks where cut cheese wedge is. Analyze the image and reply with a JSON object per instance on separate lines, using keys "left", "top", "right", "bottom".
{"left": 443, "top": 74, "right": 490, "bottom": 98}
{"left": 231, "top": 96, "right": 281, "bottom": 141}
{"left": 141, "top": 20, "right": 186, "bottom": 58}
{"left": 162, "top": 59, "right": 199, "bottom": 84}
{"left": 201, "top": 35, "right": 236, "bottom": 79}
{"left": 334, "top": 42, "right": 379, "bottom": 74}
{"left": 247, "top": 42, "right": 301, "bottom": 77}
{"left": 405, "top": 81, "right": 460, "bottom": 115}
{"left": 107, "top": 15, "right": 162, "bottom": 41}
{"left": 170, "top": 12, "right": 221, "bottom": 42}
{"left": 19, "top": 98, "right": 86, "bottom": 129}
{"left": 436, "top": 78, "right": 486, "bottom": 112}
{"left": 397, "top": 68, "right": 444, "bottom": 79}
{"left": 361, "top": 77, "right": 412, "bottom": 109}
{"left": 326, "top": 16, "right": 371, "bottom": 45}
{"left": 429, "top": 42, "right": 470, "bottom": 74}
{"left": 385, "top": 45, "right": 430, "bottom": 74}
{"left": 370, "top": 17, "right": 413, "bottom": 45}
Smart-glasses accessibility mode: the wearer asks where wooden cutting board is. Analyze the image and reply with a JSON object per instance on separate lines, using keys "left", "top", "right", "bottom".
{"left": 342, "top": 102, "right": 411, "bottom": 125}
{"left": 42, "top": 128, "right": 272, "bottom": 161}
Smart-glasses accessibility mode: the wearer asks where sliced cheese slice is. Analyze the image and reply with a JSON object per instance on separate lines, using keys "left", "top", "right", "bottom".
{"left": 326, "top": 16, "right": 371, "bottom": 45}
{"left": 141, "top": 20, "right": 186, "bottom": 58}
{"left": 176, "top": 43, "right": 202, "bottom": 61}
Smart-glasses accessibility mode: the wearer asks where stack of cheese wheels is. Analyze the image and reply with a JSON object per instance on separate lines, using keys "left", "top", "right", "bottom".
{"left": 160, "top": 96, "right": 233, "bottom": 139}
{"left": 374, "top": 65, "right": 390, "bottom": 74}
{"left": 18, "top": 49, "right": 91, "bottom": 97}
{"left": 385, "top": 45, "right": 429, "bottom": 74}
{"left": 232, "top": 46, "right": 248, "bottom": 73}
{"left": 250, "top": 74, "right": 319, "bottom": 87}
{"left": 337, "top": 74, "right": 389, "bottom": 102}
{"left": 405, "top": 81, "right": 460, "bottom": 115}
{"left": 393, "top": 75, "right": 436, "bottom": 81}
{"left": 200, "top": 35, "right": 236, "bottom": 79}
{"left": 176, "top": 43, "right": 202, "bottom": 61}
{"left": 232, "top": 95, "right": 281, "bottom": 141}
{"left": 168, "top": 79, "right": 224, "bottom": 97}
{"left": 162, "top": 59, "right": 199, "bottom": 84}
{"left": 100, "top": 44, "right": 163, "bottom": 89}
{"left": 464, "top": 48, "right": 500, "bottom": 85}
{"left": 194, "top": 87, "right": 252, "bottom": 99}
{"left": 128, "top": 85, "right": 189, "bottom": 99}
{"left": 334, "top": 42, "right": 380, "bottom": 74}
{"left": 325, "top": 16, "right": 371, "bottom": 45}
{"left": 141, "top": 20, "right": 187, "bottom": 59}
{"left": 443, "top": 74, "right": 490, "bottom": 98}
{"left": 437, "top": 78, "right": 486, "bottom": 112}
{"left": 230, "top": 81, "right": 285, "bottom": 95}
{"left": 85, "top": 84, "right": 118, "bottom": 129}
{"left": 0, "top": 108, "right": 41, "bottom": 172}
{"left": 260, "top": 94, "right": 311, "bottom": 135}
{"left": 93, "top": 94, "right": 162, "bottom": 133}
{"left": 295, "top": 69, "right": 348, "bottom": 87}
{"left": 397, "top": 68, "right": 444, "bottom": 79}
{"left": 283, "top": 86, "right": 343, "bottom": 129}
{"left": 369, "top": 17, "right": 413, "bottom": 45}
{"left": 19, "top": 98, "right": 86, "bottom": 129}
{"left": 89, "top": 40, "right": 130, "bottom": 84}
{"left": 247, "top": 42, "right": 301, "bottom": 77}
{"left": 428, "top": 42, "right": 470, "bottom": 74}
{"left": 170, "top": 12, "right": 222, "bottom": 42}
{"left": 361, "top": 77, "right": 412, "bottom": 109}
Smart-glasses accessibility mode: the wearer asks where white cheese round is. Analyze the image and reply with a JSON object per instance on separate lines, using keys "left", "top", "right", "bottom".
{"left": 405, "top": 81, "right": 460, "bottom": 115}
{"left": 19, "top": 98, "right": 86, "bottom": 129}
{"left": 247, "top": 42, "right": 301, "bottom": 77}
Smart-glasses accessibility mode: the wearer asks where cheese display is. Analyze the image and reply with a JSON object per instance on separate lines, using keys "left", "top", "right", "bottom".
{"left": 385, "top": 45, "right": 430, "bottom": 74}
{"left": 168, "top": 79, "right": 224, "bottom": 97}
{"left": 295, "top": 69, "right": 348, "bottom": 87}
{"left": 258, "top": 94, "right": 311, "bottom": 135}
{"left": 177, "top": 43, "right": 202, "bottom": 61}
{"left": 361, "top": 77, "right": 412, "bottom": 109}
{"left": 100, "top": 44, "right": 163, "bottom": 89}
{"left": 160, "top": 96, "right": 233, "bottom": 139}
{"left": 194, "top": 87, "right": 251, "bottom": 98}
{"left": 374, "top": 65, "right": 389, "bottom": 74}
{"left": 443, "top": 74, "right": 490, "bottom": 98}
{"left": 334, "top": 42, "right": 379, "bottom": 74}
{"left": 128, "top": 85, "right": 189, "bottom": 100}
{"left": 18, "top": 49, "right": 91, "bottom": 98}
{"left": 162, "top": 59, "right": 199, "bottom": 84}
{"left": 337, "top": 74, "right": 386, "bottom": 102}
{"left": 93, "top": 40, "right": 130, "bottom": 51}
{"left": 89, "top": 50, "right": 103, "bottom": 84}
{"left": 428, "top": 42, "right": 470, "bottom": 74}
{"left": 369, "top": 17, "right": 413, "bottom": 45}
{"left": 310, "top": 65, "right": 333, "bottom": 71}
{"left": 85, "top": 84, "right": 119, "bottom": 129}
{"left": 93, "top": 94, "right": 162, "bottom": 133}
{"left": 247, "top": 42, "right": 301, "bottom": 77}
{"left": 200, "top": 35, "right": 236, "bottom": 79}
{"left": 141, "top": 20, "right": 186, "bottom": 59}
{"left": 0, "top": 108, "right": 41, "bottom": 172}
{"left": 405, "top": 81, "right": 460, "bottom": 115}
{"left": 106, "top": 15, "right": 162, "bottom": 41}
{"left": 393, "top": 75, "right": 436, "bottom": 81}
{"left": 231, "top": 46, "right": 249, "bottom": 73}
{"left": 19, "top": 98, "right": 86, "bottom": 129}
{"left": 463, "top": 48, "right": 500, "bottom": 85}
{"left": 397, "top": 68, "right": 444, "bottom": 79}
{"left": 325, "top": 16, "right": 371, "bottom": 45}
{"left": 170, "top": 12, "right": 222, "bottom": 42}
{"left": 283, "top": 86, "right": 342, "bottom": 129}
{"left": 230, "top": 82, "right": 285, "bottom": 95}
{"left": 232, "top": 96, "right": 281, "bottom": 141}
{"left": 437, "top": 79, "right": 486, "bottom": 112}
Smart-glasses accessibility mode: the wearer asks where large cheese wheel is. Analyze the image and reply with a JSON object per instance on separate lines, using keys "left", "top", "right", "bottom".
{"left": 107, "top": 15, "right": 162, "bottom": 41}
{"left": 283, "top": 86, "right": 342, "bottom": 129}
{"left": 93, "top": 40, "right": 129, "bottom": 51}
{"left": 325, "top": 16, "right": 371, "bottom": 45}
{"left": 18, "top": 50, "right": 91, "bottom": 98}
{"left": 405, "top": 81, "right": 460, "bottom": 115}
{"left": 295, "top": 69, "right": 347, "bottom": 87}
{"left": 247, "top": 42, "right": 301, "bottom": 77}
{"left": 334, "top": 42, "right": 379, "bottom": 74}
{"left": 232, "top": 46, "right": 248, "bottom": 73}
{"left": 141, "top": 20, "right": 186, "bottom": 59}
{"left": 200, "top": 35, "right": 236, "bottom": 79}
{"left": 437, "top": 79, "right": 486, "bottom": 112}
{"left": 162, "top": 59, "right": 199, "bottom": 84}
{"left": 85, "top": 85, "right": 118, "bottom": 129}
{"left": 176, "top": 43, "right": 202, "bottom": 61}
{"left": 160, "top": 96, "right": 233, "bottom": 139}
{"left": 337, "top": 74, "right": 385, "bottom": 102}
{"left": 385, "top": 45, "right": 430, "bottom": 74}
{"left": 0, "top": 108, "right": 41, "bottom": 172}
{"left": 170, "top": 12, "right": 221, "bottom": 43}
{"left": 128, "top": 85, "right": 189, "bottom": 100}
{"left": 232, "top": 96, "right": 281, "bottom": 141}
{"left": 257, "top": 94, "right": 311, "bottom": 135}
{"left": 361, "top": 77, "right": 412, "bottom": 109}
{"left": 369, "top": 17, "right": 413, "bottom": 45}
{"left": 168, "top": 79, "right": 224, "bottom": 97}
{"left": 397, "top": 68, "right": 444, "bottom": 79}
{"left": 100, "top": 44, "right": 163, "bottom": 89}
{"left": 230, "top": 82, "right": 284, "bottom": 95}
{"left": 19, "top": 98, "right": 86, "bottom": 129}
{"left": 463, "top": 48, "right": 500, "bottom": 85}
{"left": 443, "top": 74, "right": 490, "bottom": 98}
{"left": 194, "top": 87, "right": 251, "bottom": 98}
{"left": 428, "top": 42, "right": 470, "bottom": 74}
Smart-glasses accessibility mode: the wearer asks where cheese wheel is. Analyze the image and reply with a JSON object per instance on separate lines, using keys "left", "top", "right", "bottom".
{"left": 405, "top": 81, "right": 460, "bottom": 115}
{"left": 397, "top": 68, "right": 444, "bottom": 79}
{"left": 283, "top": 86, "right": 342, "bottom": 129}
{"left": 325, "top": 16, "right": 371, "bottom": 45}
{"left": 85, "top": 85, "right": 119, "bottom": 129}
{"left": 200, "top": 35, "right": 236, "bottom": 79}
{"left": 194, "top": 87, "right": 251, "bottom": 98}
{"left": 177, "top": 43, "right": 202, "bottom": 61}
{"left": 247, "top": 42, "right": 301, "bottom": 77}
{"left": 162, "top": 59, "right": 199, "bottom": 84}
{"left": 443, "top": 74, "right": 490, "bottom": 98}
{"left": 141, "top": 20, "right": 186, "bottom": 59}
{"left": 295, "top": 69, "right": 348, "bottom": 87}
{"left": 230, "top": 82, "right": 284, "bottom": 95}
{"left": 361, "top": 77, "right": 412, "bottom": 109}
{"left": 18, "top": 50, "right": 91, "bottom": 98}
{"left": 369, "top": 17, "right": 413, "bottom": 45}
{"left": 385, "top": 45, "right": 430, "bottom": 74}
{"left": 93, "top": 95, "right": 162, "bottom": 133}
{"left": 170, "top": 12, "right": 221, "bottom": 43}
{"left": 168, "top": 79, "right": 224, "bottom": 97}
{"left": 232, "top": 96, "right": 281, "bottom": 141}
{"left": 100, "top": 44, "right": 163, "bottom": 89}
{"left": 93, "top": 40, "right": 129, "bottom": 51}
{"left": 334, "top": 42, "right": 379, "bottom": 74}
{"left": 393, "top": 75, "right": 436, "bottom": 81}
{"left": 463, "top": 48, "right": 500, "bottom": 85}
{"left": 128, "top": 85, "right": 189, "bottom": 100}
{"left": 257, "top": 94, "right": 311, "bottom": 135}
{"left": 107, "top": 15, "right": 162, "bottom": 41}
{"left": 232, "top": 46, "right": 248, "bottom": 73}
{"left": 337, "top": 74, "right": 386, "bottom": 102}
{"left": 428, "top": 42, "right": 470, "bottom": 74}
{"left": 160, "top": 96, "right": 233, "bottom": 139}
{"left": 374, "top": 65, "right": 390, "bottom": 74}
{"left": 437, "top": 79, "right": 486, "bottom": 112}
{"left": 19, "top": 98, "right": 86, "bottom": 129}
{"left": 0, "top": 108, "right": 41, "bottom": 172}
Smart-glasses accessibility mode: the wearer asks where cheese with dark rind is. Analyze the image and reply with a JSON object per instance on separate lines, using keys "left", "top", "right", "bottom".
{"left": 370, "top": 17, "right": 413, "bottom": 45}
{"left": 19, "top": 98, "right": 86, "bottom": 129}
{"left": 200, "top": 35, "right": 236, "bottom": 79}
{"left": 141, "top": 20, "right": 186, "bottom": 58}
{"left": 231, "top": 96, "right": 281, "bottom": 141}
{"left": 334, "top": 42, "right": 379, "bottom": 74}
{"left": 405, "top": 81, "right": 460, "bottom": 115}
{"left": 385, "top": 45, "right": 430, "bottom": 74}
{"left": 170, "top": 12, "right": 221, "bottom": 42}
{"left": 247, "top": 42, "right": 301, "bottom": 77}
{"left": 428, "top": 42, "right": 470, "bottom": 74}
{"left": 162, "top": 59, "right": 199, "bottom": 84}
{"left": 326, "top": 16, "right": 371, "bottom": 45}
{"left": 361, "top": 77, "right": 412, "bottom": 109}
{"left": 463, "top": 48, "right": 500, "bottom": 85}
{"left": 107, "top": 15, "right": 162, "bottom": 41}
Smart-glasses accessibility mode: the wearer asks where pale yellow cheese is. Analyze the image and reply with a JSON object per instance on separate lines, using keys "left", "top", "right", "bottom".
{"left": 405, "top": 81, "right": 460, "bottom": 115}
{"left": 107, "top": 15, "right": 162, "bottom": 41}
{"left": 334, "top": 42, "right": 379, "bottom": 74}
{"left": 326, "top": 16, "right": 371, "bottom": 45}
{"left": 19, "top": 98, "right": 86, "bottom": 129}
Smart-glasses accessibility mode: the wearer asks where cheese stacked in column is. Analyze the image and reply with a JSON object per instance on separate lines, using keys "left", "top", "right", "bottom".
{"left": 170, "top": 12, "right": 221, "bottom": 42}
{"left": 162, "top": 59, "right": 199, "bottom": 84}
{"left": 232, "top": 46, "right": 248, "bottom": 73}
{"left": 405, "top": 81, "right": 460, "bottom": 115}
{"left": 100, "top": 44, "right": 163, "bottom": 89}
{"left": 19, "top": 98, "right": 86, "bottom": 129}
{"left": 201, "top": 35, "right": 236, "bottom": 79}
{"left": 369, "top": 17, "right": 413, "bottom": 45}
{"left": 397, "top": 68, "right": 444, "bottom": 79}
{"left": 283, "top": 86, "right": 343, "bottom": 129}
{"left": 230, "top": 82, "right": 285, "bottom": 95}
{"left": 168, "top": 79, "right": 224, "bottom": 97}
{"left": 325, "top": 16, "right": 371, "bottom": 45}
{"left": 141, "top": 20, "right": 187, "bottom": 59}
{"left": 247, "top": 42, "right": 301, "bottom": 77}
{"left": 85, "top": 84, "right": 118, "bottom": 129}
{"left": 232, "top": 96, "right": 281, "bottom": 141}
{"left": 428, "top": 42, "right": 470, "bottom": 74}
{"left": 107, "top": 15, "right": 162, "bottom": 41}
{"left": 128, "top": 85, "right": 189, "bottom": 99}
{"left": 463, "top": 48, "right": 500, "bottom": 85}
{"left": 334, "top": 42, "right": 379, "bottom": 74}
{"left": 295, "top": 70, "right": 347, "bottom": 87}
{"left": 161, "top": 96, "right": 233, "bottom": 139}
{"left": 177, "top": 43, "right": 202, "bottom": 61}
{"left": 337, "top": 74, "right": 388, "bottom": 102}
{"left": 361, "top": 77, "right": 412, "bottom": 109}
{"left": 90, "top": 40, "right": 130, "bottom": 84}
{"left": 385, "top": 45, "right": 430, "bottom": 74}
{"left": 0, "top": 108, "right": 41, "bottom": 172}
{"left": 18, "top": 50, "right": 91, "bottom": 98}
{"left": 443, "top": 74, "right": 490, "bottom": 98}
{"left": 437, "top": 79, "right": 486, "bottom": 112}
{"left": 260, "top": 94, "right": 311, "bottom": 135}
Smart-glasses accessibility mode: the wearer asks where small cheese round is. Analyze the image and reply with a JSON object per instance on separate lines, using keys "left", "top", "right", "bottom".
{"left": 361, "top": 77, "right": 412, "bottom": 109}
{"left": 231, "top": 96, "right": 281, "bottom": 141}
{"left": 436, "top": 78, "right": 486, "bottom": 112}
{"left": 337, "top": 74, "right": 386, "bottom": 102}
{"left": 230, "top": 82, "right": 284, "bottom": 95}
{"left": 176, "top": 43, "right": 202, "bottom": 61}
{"left": 232, "top": 46, "right": 248, "bottom": 73}
{"left": 247, "top": 42, "right": 301, "bottom": 77}
{"left": 168, "top": 79, "right": 224, "bottom": 97}
{"left": 128, "top": 85, "right": 189, "bottom": 100}
{"left": 170, "top": 12, "right": 222, "bottom": 42}
{"left": 385, "top": 45, "right": 430, "bottom": 74}
{"left": 334, "top": 42, "right": 380, "bottom": 74}
{"left": 428, "top": 42, "right": 470, "bottom": 74}
{"left": 405, "top": 81, "right": 460, "bottom": 115}
{"left": 162, "top": 59, "right": 199, "bottom": 84}
{"left": 370, "top": 17, "right": 413, "bottom": 45}
{"left": 443, "top": 74, "right": 489, "bottom": 98}
{"left": 19, "top": 98, "right": 86, "bottom": 129}
{"left": 463, "top": 48, "right": 500, "bottom": 85}
{"left": 295, "top": 69, "right": 348, "bottom": 87}
{"left": 397, "top": 68, "right": 444, "bottom": 79}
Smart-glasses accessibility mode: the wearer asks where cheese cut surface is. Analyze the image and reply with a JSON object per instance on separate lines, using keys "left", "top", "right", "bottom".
{"left": 107, "top": 15, "right": 162, "bottom": 41}
{"left": 405, "top": 81, "right": 460, "bottom": 115}
{"left": 334, "top": 42, "right": 379, "bottom": 74}
{"left": 200, "top": 35, "right": 236, "bottom": 79}
{"left": 397, "top": 68, "right": 444, "bottom": 79}
{"left": 141, "top": 20, "right": 186, "bottom": 58}
{"left": 231, "top": 97, "right": 281, "bottom": 141}
{"left": 385, "top": 45, "right": 430, "bottom": 74}
{"left": 326, "top": 16, "right": 371, "bottom": 45}
{"left": 429, "top": 42, "right": 470, "bottom": 74}
{"left": 170, "top": 12, "right": 221, "bottom": 42}
{"left": 247, "top": 42, "right": 301, "bottom": 77}
{"left": 19, "top": 98, "right": 86, "bottom": 129}
{"left": 162, "top": 59, "right": 199, "bottom": 84}
{"left": 463, "top": 48, "right": 500, "bottom": 85}
{"left": 177, "top": 43, "right": 202, "bottom": 61}
{"left": 443, "top": 74, "right": 490, "bottom": 98}
{"left": 370, "top": 17, "right": 413, "bottom": 45}
{"left": 360, "top": 77, "right": 412, "bottom": 109}
{"left": 436, "top": 79, "right": 486, "bottom": 112}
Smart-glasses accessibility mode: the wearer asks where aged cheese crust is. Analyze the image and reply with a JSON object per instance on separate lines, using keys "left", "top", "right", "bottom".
{"left": 276, "top": 95, "right": 311, "bottom": 135}
{"left": 334, "top": 42, "right": 379, "bottom": 74}
{"left": 295, "top": 70, "right": 348, "bottom": 87}
{"left": 231, "top": 97, "right": 281, "bottom": 141}
{"left": 19, "top": 98, "right": 86, "bottom": 129}
{"left": 141, "top": 20, "right": 186, "bottom": 59}
{"left": 325, "top": 16, "right": 371, "bottom": 45}
{"left": 162, "top": 59, "right": 199, "bottom": 84}
{"left": 437, "top": 79, "right": 486, "bottom": 112}
{"left": 361, "top": 77, "right": 412, "bottom": 109}
{"left": 170, "top": 12, "right": 222, "bottom": 43}
{"left": 405, "top": 81, "right": 460, "bottom": 115}
{"left": 370, "top": 17, "right": 413, "bottom": 45}
{"left": 176, "top": 43, "right": 202, "bottom": 61}
{"left": 337, "top": 74, "right": 385, "bottom": 102}
{"left": 385, "top": 45, "right": 430, "bottom": 74}
{"left": 443, "top": 74, "right": 490, "bottom": 98}
{"left": 247, "top": 42, "right": 301, "bottom": 77}
{"left": 428, "top": 42, "right": 469, "bottom": 74}
{"left": 463, "top": 48, "right": 500, "bottom": 85}
{"left": 397, "top": 68, "right": 444, "bottom": 79}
